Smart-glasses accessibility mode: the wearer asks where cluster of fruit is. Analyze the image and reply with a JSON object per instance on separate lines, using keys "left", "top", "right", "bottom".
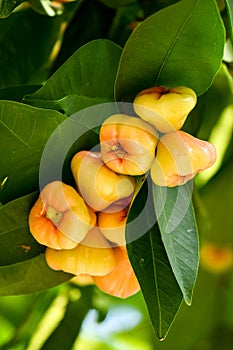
{"left": 29, "top": 86, "right": 217, "bottom": 298}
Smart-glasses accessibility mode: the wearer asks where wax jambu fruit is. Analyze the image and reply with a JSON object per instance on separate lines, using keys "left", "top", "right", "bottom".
{"left": 29, "top": 181, "right": 96, "bottom": 249}
{"left": 98, "top": 204, "right": 128, "bottom": 246}
{"left": 150, "top": 131, "right": 217, "bottom": 187}
{"left": 100, "top": 114, "right": 158, "bottom": 175}
{"left": 71, "top": 150, "right": 136, "bottom": 211}
{"left": 133, "top": 86, "right": 197, "bottom": 133}
{"left": 93, "top": 246, "right": 140, "bottom": 298}
{"left": 45, "top": 227, "right": 116, "bottom": 276}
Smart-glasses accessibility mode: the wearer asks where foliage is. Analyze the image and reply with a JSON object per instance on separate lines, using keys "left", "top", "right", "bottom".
{"left": 0, "top": 0, "right": 232, "bottom": 348}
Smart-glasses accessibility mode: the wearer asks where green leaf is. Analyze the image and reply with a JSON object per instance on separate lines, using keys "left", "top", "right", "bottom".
{"left": 0, "top": 254, "right": 71, "bottom": 296}
{"left": 225, "top": 0, "right": 233, "bottom": 43}
{"left": 153, "top": 183, "right": 199, "bottom": 305}
{"left": 0, "top": 100, "right": 65, "bottom": 204}
{"left": 24, "top": 94, "right": 112, "bottom": 117}
{"left": 115, "top": 0, "right": 225, "bottom": 101}
{"left": 126, "top": 181, "right": 183, "bottom": 340}
{"left": 24, "top": 39, "right": 122, "bottom": 115}
{"left": 0, "top": 192, "right": 43, "bottom": 266}
{"left": 0, "top": 0, "right": 24, "bottom": 18}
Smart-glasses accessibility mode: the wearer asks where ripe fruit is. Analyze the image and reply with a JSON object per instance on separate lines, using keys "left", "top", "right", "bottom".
{"left": 150, "top": 131, "right": 217, "bottom": 187}
{"left": 29, "top": 181, "right": 96, "bottom": 249}
{"left": 133, "top": 86, "right": 197, "bottom": 133}
{"left": 71, "top": 150, "right": 136, "bottom": 211}
{"left": 93, "top": 246, "right": 140, "bottom": 298}
{"left": 45, "top": 227, "right": 115, "bottom": 276}
{"left": 98, "top": 204, "right": 128, "bottom": 246}
{"left": 100, "top": 114, "right": 158, "bottom": 175}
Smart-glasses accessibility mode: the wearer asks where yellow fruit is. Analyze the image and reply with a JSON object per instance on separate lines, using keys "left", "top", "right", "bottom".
{"left": 45, "top": 227, "right": 115, "bottom": 276}
{"left": 98, "top": 205, "right": 128, "bottom": 246}
{"left": 29, "top": 181, "right": 95, "bottom": 249}
{"left": 71, "top": 150, "right": 136, "bottom": 211}
{"left": 133, "top": 86, "right": 197, "bottom": 133}
{"left": 100, "top": 114, "right": 158, "bottom": 175}
{"left": 150, "top": 131, "right": 217, "bottom": 187}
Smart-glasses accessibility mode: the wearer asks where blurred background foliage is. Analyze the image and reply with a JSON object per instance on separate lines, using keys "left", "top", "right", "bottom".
{"left": 0, "top": 0, "right": 232, "bottom": 349}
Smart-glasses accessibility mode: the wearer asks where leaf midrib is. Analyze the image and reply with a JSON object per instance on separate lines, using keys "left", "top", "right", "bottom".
{"left": 157, "top": 185, "right": 186, "bottom": 299}
{"left": 0, "top": 119, "right": 34, "bottom": 151}
{"left": 0, "top": 223, "right": 28, "bottom": 236}
{"left": 149, "top": 229, "right": 163, "bottom": 338}
{"left": 154, "top": 0, "right": 201, "bottom": 85}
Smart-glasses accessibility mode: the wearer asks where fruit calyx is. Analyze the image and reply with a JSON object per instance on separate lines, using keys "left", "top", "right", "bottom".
{"left": 46, "top": 205, "right": 63, "bottom": 227}
{"left": 111, "top": 142, "right": 128, "bottom": 159}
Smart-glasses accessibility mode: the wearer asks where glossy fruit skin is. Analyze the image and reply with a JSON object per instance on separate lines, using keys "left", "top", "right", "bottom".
{"left": 93, "top": 246, "right": 140, "bottom": 298}
{"left": 71, "top": 150, "right": 136, "bottom": 211}
{"left": 150, "top": 131, "right": 217, "bottom": 187}
{"left": 45, "top": 227, "right": 115, "bottom": 276}
{"left": 133, "top": 86, "right": 197, "bottom": 133}
{"left": 29, "top": 181, "right": 95, "bottom": 249}
{"left": 100, "top": 114, "right": 158, "bottom": 175}
{"left": 98, "top": 204, "right": 128, "bottom": 246}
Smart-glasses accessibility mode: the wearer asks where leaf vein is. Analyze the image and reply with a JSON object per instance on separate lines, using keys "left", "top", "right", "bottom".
{"left": 154, "top": 0, "right": 201, "bottom": 84}
{"left": 0, "top": 119, "right": 34, "bottom": 151}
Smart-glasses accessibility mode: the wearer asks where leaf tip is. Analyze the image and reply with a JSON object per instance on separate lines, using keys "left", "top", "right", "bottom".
{"left": 184, "top": 295, "right": 192, "bottom": 306}
{"left": 159, "top": 337, "right": 165, "bottom": 342}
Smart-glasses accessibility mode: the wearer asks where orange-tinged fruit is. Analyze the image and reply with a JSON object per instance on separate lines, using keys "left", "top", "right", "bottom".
{"left": 150, "top": 131, "right": 217, "bottom": 187}
{"left": 98, "top": 205, "right": 128, "bottom": 246}
{"left": 93, "top": 246, "right": 140, "bottom": 298}
{"left": 71, "top": 151, "right": 136, "bottom": 211}
{"left": 200, "top": 243, "right": 233, "bottom": 273}
{"left": 133, "top": 86, "right": 197, "bottom": 133}
{"left": 100, "top": 114, "right": 158, "bottom": 175}
{"left": 29, "top": 181, "right": 96, "bottom": 249}
{"left": 45, "top": 227, "right": 116, "bottom": 276}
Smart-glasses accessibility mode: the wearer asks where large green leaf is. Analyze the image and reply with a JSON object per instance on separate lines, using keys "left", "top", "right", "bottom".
{"left": 0, "top": 100, "right": 65, "bottom": 204}
{"left": 0, "top": 254, "right": 71, "bottom": 296}
{"left": 0, "top": 193, "right": 72, "bottom": 296}
{"left": 126, "top": 181, "right": 183, "bottom": 340}
{"left": 115, "top": 0, "right": 225, "bottom": 101}
{"left": 24, "top": 40, "right": 122, "bottom": 115}
{"left": 153, "top": 183, "right": 199, "bottom": 305}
